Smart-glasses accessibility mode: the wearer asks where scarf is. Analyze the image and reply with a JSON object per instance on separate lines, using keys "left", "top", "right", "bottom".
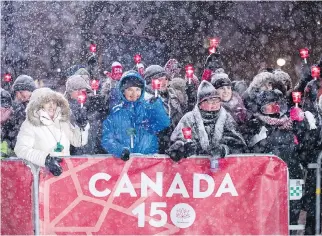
{"left": 200, "top": 110, "right": 220, "bottom": 124}
{"left": 255, "top": 113, "right": 293, "bottom": 130}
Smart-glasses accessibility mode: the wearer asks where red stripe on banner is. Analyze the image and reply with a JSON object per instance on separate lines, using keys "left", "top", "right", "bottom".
{"left": 39, "top": 155, "right": 288, "bottom": 235}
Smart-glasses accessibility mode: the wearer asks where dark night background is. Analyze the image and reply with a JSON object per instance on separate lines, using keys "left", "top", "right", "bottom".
{"left": 1, "top": 1, "right": 321, "bottom": 90}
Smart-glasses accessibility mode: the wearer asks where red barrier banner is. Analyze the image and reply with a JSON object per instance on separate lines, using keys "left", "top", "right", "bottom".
{"left": 1, "top": 159, "right": 34, "bottom": 235}
{"left": 39, "top": 155, "right": 288, "bottom": 235}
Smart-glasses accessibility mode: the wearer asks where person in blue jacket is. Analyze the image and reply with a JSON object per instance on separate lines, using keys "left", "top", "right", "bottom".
{"left": 101, "top": 71, "right": 171, "bottom": 161}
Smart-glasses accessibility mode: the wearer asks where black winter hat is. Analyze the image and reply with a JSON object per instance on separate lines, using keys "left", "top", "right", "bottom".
{"left": 197, "top": 80, "right": 220, "bottom": 104}
{"left": 1, "top": 88, "right": 12, "bottom": 108}
{"left": 210, "top": 68, "right": 232, "bottom": 89}
{"left": 120, "top": 71, "right": 145, "bottom": 93}
{"left": 204, "top": 52, "right": 223, "bottom": 71}
{"left": 12, "top": 75, "right": 36, "bottom": 93}
{"left": 144, "top": 65, "right": 169, "bottom": 84}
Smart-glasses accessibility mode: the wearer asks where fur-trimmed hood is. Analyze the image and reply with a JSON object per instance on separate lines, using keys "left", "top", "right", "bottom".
{"left": 170, "top": 105, "right": 247, "bottom": 155}
{"left": 26, "top": 88, "right": 70, "bottom": 126}
{"left": 273, "top": 69, "right": 292, "bottom": 91}
{"left": 246, "top": 72, "right": 276, "bottom": 94}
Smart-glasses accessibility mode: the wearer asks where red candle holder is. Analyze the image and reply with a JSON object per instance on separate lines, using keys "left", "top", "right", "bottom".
{"left": 182, "top": 127, "right": 192, "bottom": 140}
{"left": 292, "top": 92, "right": 302, "bottom": 107}
{"left": 134, "top": 54, "right": 142, "bottom": 64}
{"left": 208, "top": 46, "right": 217, "bottom": 55}
{"left": 3, "top": 73, "right": 12, "bottom": 82}
{"left": 89, "top": 43, "right": 97, "bottom": 53}
{"left": 311, "top": 66, "right": 321, "bottom": 80}
{"left": 91, "top": 79, "right": 99, "bottom": 95}
{"left": 299, "top": 48, "right": 309, "bottom": 64}
{"left": 185, "top": 65, "right": 194, "bottom": 84}
{"left": 152, "top": 79, "right": 161, "bottom": 98}
{"left": 209, "top": 38, "right": 220, "bottom": 48}
{"left": 77, "top": 91, "right": 87, "bottom": 108}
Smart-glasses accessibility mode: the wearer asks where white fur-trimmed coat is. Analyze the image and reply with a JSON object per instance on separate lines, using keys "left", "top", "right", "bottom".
{"left": 170, "top": 106, "right": 247, "bottom": 155}
{"left": 14, "top": 88, "right": 89, "bottom": 167}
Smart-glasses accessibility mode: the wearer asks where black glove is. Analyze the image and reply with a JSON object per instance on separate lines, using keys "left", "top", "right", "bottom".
{"left": 301, "top": 63, "right": 312, "bottom": 82}
{"left": 74, "top": 106, "right": 88, "bottom": 128}
{"left": 166, "top": 141, "right": 185, "bottom": 162}
{"left": 204, "top": 52, "right": 223, "bottom": 71}
{"left": 121, "top": 149, "right": 130, "bottom": 161}
{"left": 45, "top": 155, "right": 63, "bottom": 176}
{"left": 184, "top": 142, "right": 198, "bottom": 158}
{"left": 149, "top": 96, "right": 160, "bottom": 104}
{"left": 304, "top": 80, "right": 319, "bottom": 102}
{"left": 87, "top": 54, "right": 98, "bottom": 66}
{"left": 209, "top": 144, "right": 229, "bottom": 158}
{"left": 186, "top": 83, "right": 195, "bottom": 95}
{"left": 186, "top": 83, "right": 196, "bottom": 111}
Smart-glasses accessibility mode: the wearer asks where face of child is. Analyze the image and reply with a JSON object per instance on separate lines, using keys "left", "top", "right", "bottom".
{"left": 124, "top": 86, "right": 142, "bottom": 102}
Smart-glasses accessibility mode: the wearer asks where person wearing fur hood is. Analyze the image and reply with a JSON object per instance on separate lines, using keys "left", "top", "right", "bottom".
{"left": 242, "top": 71, "right": 287, "bottom": 114}
{"left": 211, "top": 69, "right": 248, "bottom": 124}
{"left": 144, "top": 65, "right": 188, "bottom": 154}
{"left": 14, "top": 88, "right": 89, "bottom": 176}
{"left": 167, "top": 81, "right": 247, "bottom": 162}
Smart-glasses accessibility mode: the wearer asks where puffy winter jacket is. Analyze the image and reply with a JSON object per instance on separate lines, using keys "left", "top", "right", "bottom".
{"left": 101, "top": 72, "right": 170, "bottom": 158}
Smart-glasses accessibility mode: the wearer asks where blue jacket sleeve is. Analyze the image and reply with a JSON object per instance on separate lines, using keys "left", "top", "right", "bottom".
{"left": 145, "top": 98, "right": 171, "bottom": 133}
{"left": 101, "top": 116, "right": 128, "bottom": 158}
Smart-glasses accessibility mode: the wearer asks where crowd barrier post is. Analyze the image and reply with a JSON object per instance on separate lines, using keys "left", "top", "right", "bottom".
{"left": 25, "top": 161, "right": 40, "bottom": 236}
{"left": 316, "top": 152, "right": 322, "bottom": 235}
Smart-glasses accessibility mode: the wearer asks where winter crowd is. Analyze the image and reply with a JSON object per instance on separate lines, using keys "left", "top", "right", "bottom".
{"left": 1, "top": 50, "right": 322, "bottom": 233}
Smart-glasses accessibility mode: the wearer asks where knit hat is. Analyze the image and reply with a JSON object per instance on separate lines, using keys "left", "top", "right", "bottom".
{"left": 65, "top": 74, "right": 92, "bottom": 94}
{"left": 74, "top": 68, "right": 90, "bottom": 79}
{"left": 112, "top": 61, "right": 122, "bottom": 68}
{"left": 197, "top": 80, "right": 220, "bottom": 104}
{"left": 164, "top": 59, "right": 181, "bottom": 78}
{"left": 64, "top": 64, "right": 88, "bottom": 78}
{"left": 12, "top": 75, "right": 36, "bottom": 93}
{"left": 144, "top": 65, "right": 169, "bottom": 84}
{"left": 120, "top": 71, "right": 145, "bottom": 93}
{"left": 1, "top": 88, "right": 12, "bottom": 108}
{"left": 210, "top": 68, "right": 232, "bottom": 89}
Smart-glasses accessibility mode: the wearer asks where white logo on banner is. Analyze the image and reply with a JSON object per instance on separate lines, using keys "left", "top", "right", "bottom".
{"left": 89, "top": 172, "right": 238, "bottom": 198}
{"left": 170, "top": 203, "right": 196, "bottom": 228}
